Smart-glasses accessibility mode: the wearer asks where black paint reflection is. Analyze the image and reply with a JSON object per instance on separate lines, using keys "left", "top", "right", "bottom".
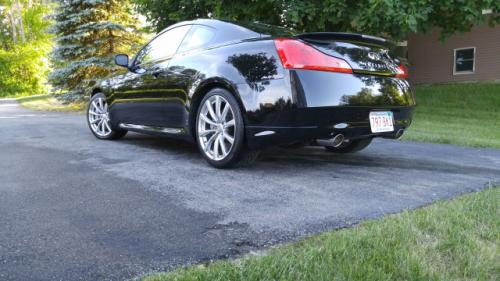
{"left": 340, "top": 75, "right": 412, "bottom": 106}
{"left": 245, "top": 97, "right": 294, "bottom": 124}
{"left": 294, "top": 70, "right": 414, "bottom": 108}
{"left": 227, "top": 52, "right": 277, "bottom": 91}
{"left": 306, "top": 40, "right": 400, "bottom": 74}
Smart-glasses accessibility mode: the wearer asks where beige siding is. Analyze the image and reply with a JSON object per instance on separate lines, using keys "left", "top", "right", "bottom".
{"left": 408, "top": 25, "right": 500, "bottom": 84}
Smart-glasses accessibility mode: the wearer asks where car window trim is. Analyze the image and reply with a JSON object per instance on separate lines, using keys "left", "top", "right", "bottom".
{"left": 131, "top": 24, "right": 193, "bottom": 69}
{"left": 177, "top": 24, "right": 217, "bottom": 55}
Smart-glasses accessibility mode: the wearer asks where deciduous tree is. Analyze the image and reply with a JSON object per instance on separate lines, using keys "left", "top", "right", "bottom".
{"left": 0, "top": 0, "right": 53, "bottom": 97}
{"left": 134, "top": 0, "right": 500, "bottom": 40}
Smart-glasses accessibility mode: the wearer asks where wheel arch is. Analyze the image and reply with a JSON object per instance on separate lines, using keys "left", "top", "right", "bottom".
{"left": 188, "top": 78, "right": 246, "bottom": 138}
{"left": 90, "top": 88, "right": 102, "bottom": 98}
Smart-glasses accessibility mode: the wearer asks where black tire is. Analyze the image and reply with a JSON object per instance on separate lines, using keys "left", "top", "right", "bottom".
{"left": 87, "top": 93, "right": 127, "bottom": 140}
{"left": 324, "top": 137, "right": 372, "bottom": 153}
{"left": 195, "top": 88, "right": 259, "bottom": 168}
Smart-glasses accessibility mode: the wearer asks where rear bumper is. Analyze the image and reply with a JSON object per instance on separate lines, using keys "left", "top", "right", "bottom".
{"left": 246, "top": 106, "right": 413, "bottom": 149}
{"left": 242, "top": 69, "right": 415, "bottom": 149}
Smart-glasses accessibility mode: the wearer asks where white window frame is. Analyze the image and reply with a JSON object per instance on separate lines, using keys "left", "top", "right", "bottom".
{"left": 453, "top": 47, "right": 476, "bottom": 75}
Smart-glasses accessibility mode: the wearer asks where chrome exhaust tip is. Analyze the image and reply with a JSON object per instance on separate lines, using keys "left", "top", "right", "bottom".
{"left": 395, "top": 129, "right": 405, "bottom": 139}
{"left": 382, "top": 129, "right": 405, "bottom": 140}
{"left": 316, "top": 134, "right": 345, "bottom": 148}
{"left": 331, "top": 134, "right": 345, "bottom": 147}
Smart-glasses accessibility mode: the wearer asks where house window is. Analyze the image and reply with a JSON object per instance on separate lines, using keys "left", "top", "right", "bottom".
{"left": 453, "top": 47, "right": 475, "bottom": 75}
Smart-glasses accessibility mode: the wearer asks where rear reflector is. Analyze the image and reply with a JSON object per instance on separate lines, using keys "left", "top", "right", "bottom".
{"left": 395, "top": 64, "right": 409, "bottom": 79}
{"left": 274, "top": 38, "right": 352, "bottom": 74}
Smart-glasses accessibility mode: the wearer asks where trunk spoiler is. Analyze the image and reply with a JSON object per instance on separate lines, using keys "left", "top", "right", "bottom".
{"left": 294, "top": 32, "right": 405, "bottom": 77}
{"left": 296, "top": 32, "right": 392, "bottom": 47}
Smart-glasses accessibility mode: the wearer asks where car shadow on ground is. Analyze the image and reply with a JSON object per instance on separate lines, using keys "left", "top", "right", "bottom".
{"left": 119, "top": 132, "right": 198, "bottom": 153}
{"left": 117, "top": 132, "right": 362, "bottom": 165}
{"left": 114, "top": 133, "right": 498, "bottom": 178}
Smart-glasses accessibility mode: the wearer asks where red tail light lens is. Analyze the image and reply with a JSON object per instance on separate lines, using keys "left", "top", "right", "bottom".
{"left": 395, "top": 64, "right": 408, "bottom": 79}
{"left": 274, "top": 38, "right": 352, "bottom": 74}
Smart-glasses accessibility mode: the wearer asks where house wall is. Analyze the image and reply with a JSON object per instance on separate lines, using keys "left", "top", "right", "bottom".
{"left": 408, "top": 25, "right": 500, "bottom": 84}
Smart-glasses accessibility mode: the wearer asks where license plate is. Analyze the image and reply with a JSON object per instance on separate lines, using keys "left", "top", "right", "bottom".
{"left": 369, "top": 111, "right": 394, "bottom": 133}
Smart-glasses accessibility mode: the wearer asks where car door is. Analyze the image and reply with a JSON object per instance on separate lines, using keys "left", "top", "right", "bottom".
{"left": 162, "top": 25, "right": 217, "bottom": 128}
{"left": 113, "top": 25, "right": 191, "bottom": 127}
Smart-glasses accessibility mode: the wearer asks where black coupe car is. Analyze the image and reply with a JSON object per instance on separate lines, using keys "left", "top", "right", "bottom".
{"left": 87, "top": 19, "right": 415, "bottom": 168}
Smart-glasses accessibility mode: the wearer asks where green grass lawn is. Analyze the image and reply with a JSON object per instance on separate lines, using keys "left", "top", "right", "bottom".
{"left": 402, "top": 83, "right": 500, "bottom": 149}
{"left": 16, "top": 95, "right": 85, "bottom": 112}
{"left": 144, "top": 186, "right": 499, "bottom": 281}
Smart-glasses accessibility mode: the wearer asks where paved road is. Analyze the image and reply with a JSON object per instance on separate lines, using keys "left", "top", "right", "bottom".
{"left": 1, "top": 100, "right": 499, "bottom": 281}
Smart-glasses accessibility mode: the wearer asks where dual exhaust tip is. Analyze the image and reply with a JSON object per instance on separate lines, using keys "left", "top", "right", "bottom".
{"left": 317, "top": 129, "right": 405, "bottom": 147}
{"left": 395, "top": 129, "right": 405, "bottom": 139}
{"left": 386, "top": 129, "right": 405, "bottom": 139}
{"left": 330, "top": 134, "right": 345, "bottom": 147}
{"left": 316, "top": 134, "right": 345, "bottom": 148}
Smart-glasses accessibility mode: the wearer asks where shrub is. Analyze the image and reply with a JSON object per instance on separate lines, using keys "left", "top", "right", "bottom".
{"left": 0, "top": 40, "right": 51, "bottom": 98}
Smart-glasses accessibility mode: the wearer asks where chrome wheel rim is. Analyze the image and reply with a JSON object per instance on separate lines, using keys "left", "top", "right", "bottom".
{"left": 197, "top": 95, "right": 236, "bottom": 161}
{"left": 88, "top": 97, "right": 112, "bottom": 137}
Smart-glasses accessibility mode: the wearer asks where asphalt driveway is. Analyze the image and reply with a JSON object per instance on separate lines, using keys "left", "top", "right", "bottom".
{"left": 1, "top": 100, "right": 499, "bottom": 281}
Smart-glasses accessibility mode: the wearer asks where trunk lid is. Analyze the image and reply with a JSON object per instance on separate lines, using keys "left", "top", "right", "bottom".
{"left": 296, "top": 32, "right": 404, "bottom": 77}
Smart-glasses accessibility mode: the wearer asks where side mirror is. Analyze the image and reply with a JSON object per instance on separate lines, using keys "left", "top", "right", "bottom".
{"left": 115, "top": 54, "right": 129, "bottom": 68}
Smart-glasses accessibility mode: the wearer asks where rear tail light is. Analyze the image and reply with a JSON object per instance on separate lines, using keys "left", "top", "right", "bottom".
{"left": 274, "top": 38, "right": 352, "bottom": 74}
{"left": 395, "top": 64, "right": 408, "bottom": 79}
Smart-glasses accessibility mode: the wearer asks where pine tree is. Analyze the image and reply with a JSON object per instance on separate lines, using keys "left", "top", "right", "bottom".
{"left": 49, "top": 0, "right": 144, "bottom": 100}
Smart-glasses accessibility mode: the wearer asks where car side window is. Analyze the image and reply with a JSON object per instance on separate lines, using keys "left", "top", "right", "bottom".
{"left": 134, "top": 25, "right": 191, "bottom": 66}
{"left": 178, "top": 25, "right": 216, "bottom": 53}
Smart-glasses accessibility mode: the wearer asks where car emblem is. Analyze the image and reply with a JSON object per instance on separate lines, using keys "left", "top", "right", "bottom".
{"left": 368, "top": 52, "right": 380, "bottom": 60}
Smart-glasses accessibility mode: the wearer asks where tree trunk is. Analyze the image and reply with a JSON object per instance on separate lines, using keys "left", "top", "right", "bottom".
{"left": 8, "top": 8, "right": 17, "bottom": 44}
{"left": 27, "top": 0, "right": 33, "bottom": 38}
{"left": 15, "top": 0, "right": 26, "bottom": 43}
{"left": 108, "top": 29, "right": 114, "bottom": 54}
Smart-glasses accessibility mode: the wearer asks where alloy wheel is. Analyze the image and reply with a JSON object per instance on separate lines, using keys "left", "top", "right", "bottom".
{"left": 88, "top": 97, "right": 112, "bottom": 137}
{"left": 197, "top": 95, "right": 236, "bottom": 161}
